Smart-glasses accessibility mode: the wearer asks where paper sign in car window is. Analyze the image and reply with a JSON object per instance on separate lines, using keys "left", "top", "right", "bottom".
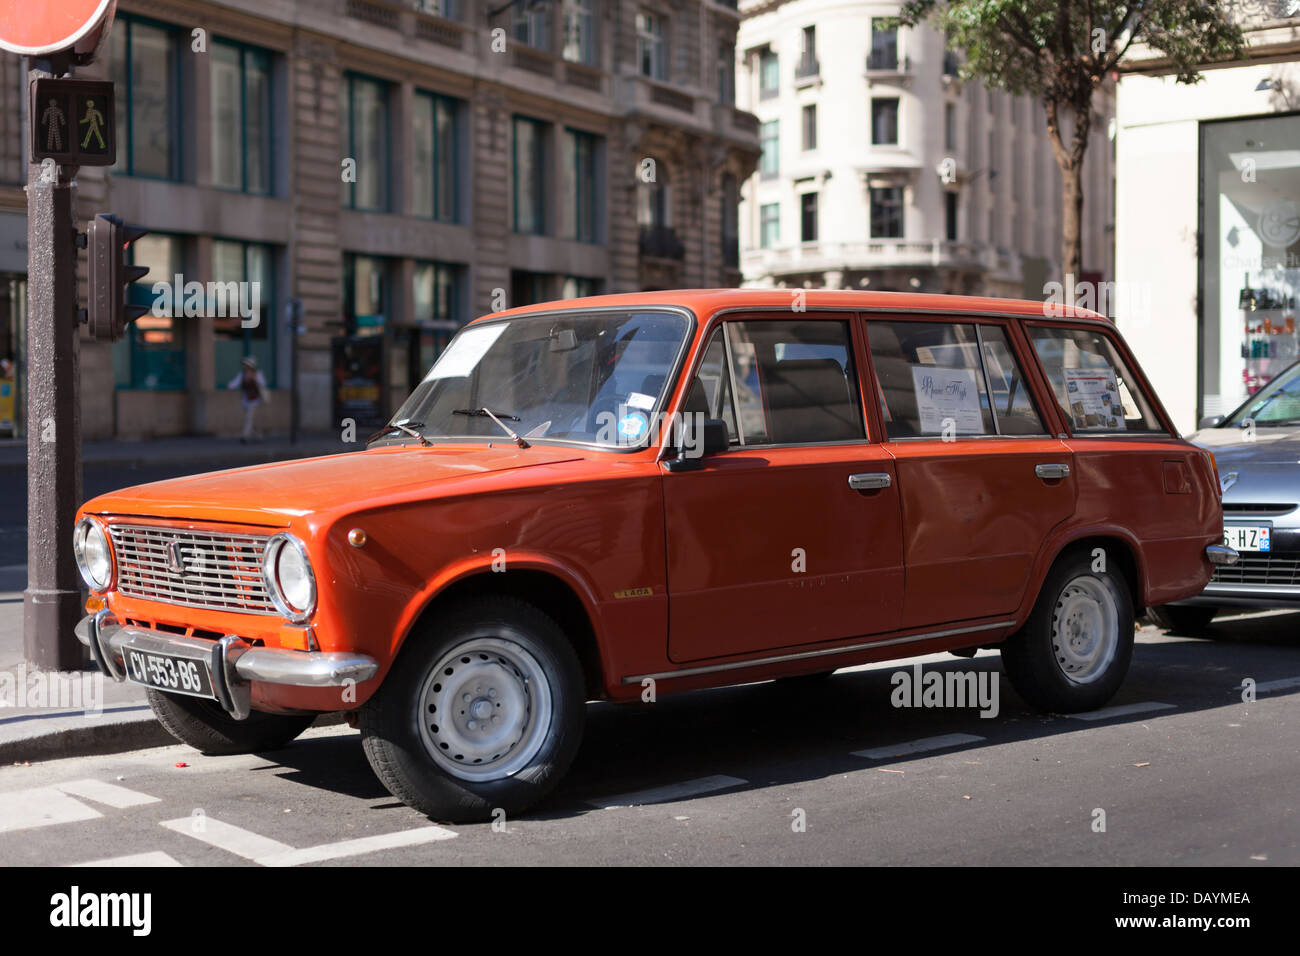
{"left": 1063, "top": 367, "right": 1124, "bottom": 430}
{"left": 425, "top": 324, "right": 507, "bottom": 381}
{"left": 911, "top": 365, "right": 985, "bottom": 434}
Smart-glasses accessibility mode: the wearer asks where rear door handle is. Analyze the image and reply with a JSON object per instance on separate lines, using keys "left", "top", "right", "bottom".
{"left": 1035, "top": 463, "right": 1070, "bottom": 480}
{"left": 848, "top": 472, "right": 892, "bottom": 490}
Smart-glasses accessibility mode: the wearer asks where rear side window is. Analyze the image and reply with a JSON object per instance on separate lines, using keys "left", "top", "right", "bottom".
{"left": 685, "top": 318, "right": 866, "bottom": 446}
{"left": 1029, "top": 327, "right": 1165, "bottom": 434}
{"left": 866, "top": 321, "right": 1047, "bottom": 439}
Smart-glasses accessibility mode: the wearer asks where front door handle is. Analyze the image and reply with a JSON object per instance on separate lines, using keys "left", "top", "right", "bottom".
{"left": 1035, "top": 463, "right": 1070, "bottom": 480}
{"left": 848, "top": 472, "right": 892, "bottom": 490}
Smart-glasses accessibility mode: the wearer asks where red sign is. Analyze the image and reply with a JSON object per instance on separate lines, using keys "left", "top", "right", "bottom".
{"left": 0, "top": 0, "right": 115, "bottom": 57}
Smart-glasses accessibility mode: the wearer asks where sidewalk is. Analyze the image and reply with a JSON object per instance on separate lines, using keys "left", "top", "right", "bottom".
{"left": 0, "top": 431, "right": 353, "bottom": 473}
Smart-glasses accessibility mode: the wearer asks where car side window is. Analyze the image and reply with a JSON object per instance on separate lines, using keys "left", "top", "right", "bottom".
{"left": 979, "top": 326, "right": 1049, "bottom": 436}
{"left": 685, "top": 328, "right": 739, "bottom": 443}
{"left": 1029, "top": 326, "right": 1164, "bottom": 433}
{"left": 700, "top": 319, "right": 866, "bottom": 446}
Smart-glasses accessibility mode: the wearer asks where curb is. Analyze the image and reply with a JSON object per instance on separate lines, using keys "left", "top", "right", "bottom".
{"left": 0, "top": 711, "right": 348, "bottom": 765}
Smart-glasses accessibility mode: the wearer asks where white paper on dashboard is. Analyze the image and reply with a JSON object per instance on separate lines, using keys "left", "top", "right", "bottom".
{"left": 425, "top": 324, "right": 507, "bottom": 380}
{"left": 911, "top": 365, "right": 985, "bottom": 433}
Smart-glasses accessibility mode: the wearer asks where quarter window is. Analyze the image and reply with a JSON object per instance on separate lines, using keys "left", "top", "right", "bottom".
{"left": 1029, "top": 327, "right": 1165, "bottom": 433}
{"left": 211, "top": 41, "right": 272, "bottom": 194}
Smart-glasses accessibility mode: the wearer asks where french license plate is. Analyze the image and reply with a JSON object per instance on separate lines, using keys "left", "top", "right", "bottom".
{"left": 125, "top": 648, "right": 216, "bottom": 699}
{"left": 1223, "top": 524, "right": 1271, "bottom": 553}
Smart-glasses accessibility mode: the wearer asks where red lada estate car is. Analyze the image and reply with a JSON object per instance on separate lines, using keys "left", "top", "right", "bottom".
{"left": 73, "top": 290, "right": 1231, "bottom": 821}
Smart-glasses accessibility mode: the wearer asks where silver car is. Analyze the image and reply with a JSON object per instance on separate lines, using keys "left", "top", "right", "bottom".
{"left": 1150, "top": 361, "right": 1300, "bottom": 631}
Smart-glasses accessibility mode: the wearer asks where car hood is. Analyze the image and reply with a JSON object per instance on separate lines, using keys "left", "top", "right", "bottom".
{"left": 81, "top": 443, "right": 585, "bottom": 526}
{"left": 1190, "top": 426, "right": 1300, "bottom": 464}
{"left": 1190, "top": 427, "right": 1300, "bottom": 513}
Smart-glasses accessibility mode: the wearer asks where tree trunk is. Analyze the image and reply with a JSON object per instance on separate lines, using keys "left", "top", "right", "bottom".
{"left": 1061, "top": 160, "right": 1084, "bottom": 303}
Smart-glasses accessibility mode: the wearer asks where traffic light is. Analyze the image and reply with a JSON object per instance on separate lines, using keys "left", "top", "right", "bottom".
{"left": 86, "top": 213, "right": 149, "bottom": 342}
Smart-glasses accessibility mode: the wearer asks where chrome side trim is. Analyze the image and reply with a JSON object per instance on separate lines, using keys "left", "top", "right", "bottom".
{"left": 620, "top": 620, "right": 1018, "bottom": 684}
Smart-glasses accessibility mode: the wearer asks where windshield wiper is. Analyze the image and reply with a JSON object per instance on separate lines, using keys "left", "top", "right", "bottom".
{"left": 453, "top": 407, "right": 529, "bottom": 448}
{"left": 372, "top": 419, "right": 431, "bottom": 446}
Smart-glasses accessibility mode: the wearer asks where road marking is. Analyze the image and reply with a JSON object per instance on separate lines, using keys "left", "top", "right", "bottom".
{"left": 55, "top": 779, "right": 161, "bottom": 808}
{"left": 0, "top": 787, "right": 101, "bottom": 834}
{"left": 1247, "top": 676, "right": 1300, "bottom": 694}
{"left": 1064, "top": 701, "right": 1176, "bottom": 721}
{"left": 72, "top": 851, "right": 182, "bottom": 867}
{"left": 588, "top": 774, "right": 748, "bottom": 809}
{"left": 852, "top": 733, "right": 986, "bottom": 761}
{"left": 160, "top": 816, "right": 457, "bottom": 866}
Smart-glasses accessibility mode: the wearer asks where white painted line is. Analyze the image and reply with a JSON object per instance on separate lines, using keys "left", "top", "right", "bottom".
{"left": 55, "top": 779, "right": 160, "bottom": 809}
{"left": 262, "top": 827, "right": 458, "bottom": 867}
{"left": 852, "top": 733, "right": 986, "bottom": 760}
{"left": 160, "top": 817, "right": 292, "bottom": 862}
{"left": 71, "top": 851, "right": 182, "bottom": 867}
{"left": 0, "top": 787, "right": 101, "bottom": 834}
{"left": 1248, "top": 676, "right": 1300, "bottom": 694}
{"left": 588, "top": 774, "right": 748, "bottom": 809}
{"left": 160, "top": 816, "right": 457, "bottom": 866}
{"left": 1065, "top": 701, "right": 1176, "bottom": 721}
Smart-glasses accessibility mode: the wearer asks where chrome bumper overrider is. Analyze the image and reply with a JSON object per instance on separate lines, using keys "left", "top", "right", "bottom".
{"left": 75, "top": 609, "right": 378, "bottom": 720}
{"left": 1206, "top": 544, "right": 1239, "bottom": 567}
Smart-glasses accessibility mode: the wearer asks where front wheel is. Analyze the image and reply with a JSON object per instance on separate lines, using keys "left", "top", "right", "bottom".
{"left": 359, "top": 596, "right": 586, "bottom": 822}
{"left": 1000, "top": 548, "right": 1135, "bottom": 713}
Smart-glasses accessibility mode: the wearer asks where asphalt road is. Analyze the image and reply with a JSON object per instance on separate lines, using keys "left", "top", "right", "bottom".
{"left": 2, "top": 615, "right": 1297, "bottom": 866}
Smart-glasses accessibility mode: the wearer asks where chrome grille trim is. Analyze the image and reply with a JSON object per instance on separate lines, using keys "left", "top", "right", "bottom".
{"left": 1211, "top": 553, "right": 1300, "bottom": 587}
{"left": 108, "top": 524, "right": 278, "bottom": 615}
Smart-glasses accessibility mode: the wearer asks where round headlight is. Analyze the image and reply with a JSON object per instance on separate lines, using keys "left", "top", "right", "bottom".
{"left": 262, "top": 534, "right": 316, "bottom": 621}
{"left": 73, "top": 517, "right": 114, "bottom": 592}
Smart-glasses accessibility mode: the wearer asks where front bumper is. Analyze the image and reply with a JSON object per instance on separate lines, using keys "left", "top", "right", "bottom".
{"left": 75, "top": 610, "right": 378, "bottom": 720}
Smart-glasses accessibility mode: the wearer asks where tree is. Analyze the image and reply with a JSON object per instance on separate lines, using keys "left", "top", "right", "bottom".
{"left": 897, "top": 0, "right": 1244, "bottom": 299}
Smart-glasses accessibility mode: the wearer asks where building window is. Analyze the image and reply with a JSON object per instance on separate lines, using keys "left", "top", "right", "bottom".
{"left": 513, "top": 116, "right": 547, "bottom": 234}
{"left": 868, "top": 18, "right": 898, "bottom": 71}
{"left": 560, "top": 128, "right": 601, "bottom": 242}
{"left": 213, "top": 240, "right": 276, "bottom": 389}
{"left": 760, "top": 120, "right": 779, "bottom": 178}
{"left": 109, "top": 17, "right": 182, "bottom": 180}
{"left": 413, "top": 91, "right": 459, "bottom": 222}
{"left": 344, "top": 254, "right": 392, "bottom": 336}
{"left": 513, "top": 0, "right": 553, "bottom": 51}
{"left": 800, "top": 192, "right": 818, "bottom": 243}
{"left": 721, "top": 173, "right": 739, "bottom": 268}
{"left": 562, "top": 276, "right": 601, "bottom": 299}
{"left": 944, "top": 102, "right": 955, "bottom": 151}
{"left": 210, "top": 41, "right": 272, "bottom": 194}
{"left": 802, "top": 104, "right": 817, "bottom": 151}
{"left": 872, "top": 98, "right": 899, "bottom": 146}
{"left": 115, "top": 234, "right": 186, "bottom": 389}
{"left": 870, "top": 186, "right": 903, "bottom": 238}
{"left": 758, "top": 49, "right": 779, "bottom": 99}
{"left": 988, "top": 130, "right": 997, "bottom": 191}
{"left": 340, "top": 74, "right": 390, "bottom": 211}
{"left": 796, "top": 26, "right": 818, "bottom": 78}
{"left": 511, "top": 270, "right": 551, "bottom": 307}
{"left": 717, "top": 43, "right": 735, "bottom": 105}
{"left": 636, "top": 11, "right": 666, "bottom": 80}
{"left": 945, "top": 190, "right": 958, "bottom": 241}
{"left": 417, "top": 0, "right": 460, "bottom": 16}
{"left": 760, "top": 202, "right": 780, "bottom": 248}
{"left": 562, "top": 0, "right": 598, "bottom": 65}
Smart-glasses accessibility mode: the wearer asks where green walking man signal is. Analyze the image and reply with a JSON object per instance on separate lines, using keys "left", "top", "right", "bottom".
{"left": 30, "top": 77, "right": 114, "bottom": 165}
{"left": 86, "top": 214, "right": 149, "bottom": 343}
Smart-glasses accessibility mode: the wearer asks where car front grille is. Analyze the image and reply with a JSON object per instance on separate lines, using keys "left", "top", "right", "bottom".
{"left": 1211, "top": 553, "right": 1300, "bottom": 587}
{"left": 108, "top": 524, "right": 278, "bottom": 615}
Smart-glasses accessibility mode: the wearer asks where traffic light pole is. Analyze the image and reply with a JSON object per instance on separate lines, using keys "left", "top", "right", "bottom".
{"left": 23, "top": 60, "right": 87, "bottom": 671}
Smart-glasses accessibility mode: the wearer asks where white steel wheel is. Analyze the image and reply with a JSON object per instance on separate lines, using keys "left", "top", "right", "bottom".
{"left": 1050, "top": 576, "right": 1121, "bottom": 685}
{"left": 417, "top": 637, "right": 553, "bottom": 782}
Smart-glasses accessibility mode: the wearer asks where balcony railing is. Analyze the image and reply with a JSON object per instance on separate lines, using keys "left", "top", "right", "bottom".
{"left": 639, "top": 226, "right": 686, "bottom": 261}
{"left": 795, "top": 56, "right": 820, "bottom": 80}
{"left": 867, "top": 51, "right": 909, "bottom": 72}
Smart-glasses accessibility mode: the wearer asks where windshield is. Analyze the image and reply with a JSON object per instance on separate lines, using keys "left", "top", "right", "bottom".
{"left": 378, "top": 309, "right": 692, "bottom": 448}
{"left": 1224, "top": 361, "right": 1300, "bottom": 426}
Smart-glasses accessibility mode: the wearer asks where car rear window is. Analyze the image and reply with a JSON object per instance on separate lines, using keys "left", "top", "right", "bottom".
{"left": 1029, "top": 327, "right": 1165, "bottom": 434}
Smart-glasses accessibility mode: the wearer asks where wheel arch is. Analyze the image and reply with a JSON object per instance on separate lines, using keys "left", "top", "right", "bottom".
{"left": 1032, "top": 532, "right": 1146, "bottom": 619}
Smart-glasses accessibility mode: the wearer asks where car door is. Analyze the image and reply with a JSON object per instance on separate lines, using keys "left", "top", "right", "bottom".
{"left": 865, "top": 316, "right": 1077, "bottom": 629}
{"left": 663, "top": 314, "right": 905, "bottom": 663}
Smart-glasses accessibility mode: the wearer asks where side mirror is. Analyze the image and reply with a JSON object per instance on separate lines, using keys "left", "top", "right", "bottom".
{"left": 1198, "top": 415, "right": 1224, "bottom": 429}
{"left": 663, "top": 418, "right": 729, "bottom": 472}
{"left": 701, "top": 419, "right": 729, "bottom": 455}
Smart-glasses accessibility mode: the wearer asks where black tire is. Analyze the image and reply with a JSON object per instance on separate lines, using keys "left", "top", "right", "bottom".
{"left": 1147, "top": 604, "right": 1218, "bottom": 634}
{"left": 146, "top": 688, "right": 316, "bottom": 755}
{"left": 1000, "top": 547, "right": 1135, "bottom": 713}
{"left": 359, "top": 596, "right": 585, "bottom": 823}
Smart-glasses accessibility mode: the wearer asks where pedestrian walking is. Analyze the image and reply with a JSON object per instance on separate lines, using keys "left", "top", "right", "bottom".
{"left": 228, "top": 356, "right": 270, "bottom": 442}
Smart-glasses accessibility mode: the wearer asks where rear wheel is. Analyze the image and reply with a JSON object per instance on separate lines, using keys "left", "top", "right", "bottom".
{"left": 147, "top": 689, "right": 315, "bottom": 755}
{"left": 359, "top": 596, "right": 585, "bottom": 822}
{"left": 1147, "top": 604, "right": 1218, "bottom": 634}
{"left": 1001, "top": 548, "right": 1134, "bottom": 713}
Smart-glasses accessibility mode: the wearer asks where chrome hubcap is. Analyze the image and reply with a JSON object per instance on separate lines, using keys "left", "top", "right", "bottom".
{"left": 1051, "top": 575, "right": 1120, "bottom": 684}
{"left": 417, "top": 637, "right": 552, "bottom": 782}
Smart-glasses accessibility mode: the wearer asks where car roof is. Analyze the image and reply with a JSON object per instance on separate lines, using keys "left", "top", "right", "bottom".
{"left": 474, "top": 289, "right": 1110, "bottom": 326}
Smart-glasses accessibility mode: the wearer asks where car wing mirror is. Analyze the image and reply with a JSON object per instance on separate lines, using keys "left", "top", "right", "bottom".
{"left": 1198, "top": 415, "right": 1224, "bottom": 429}
{"left": 663, "top": 418, "right": 729, "bottom": 472}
